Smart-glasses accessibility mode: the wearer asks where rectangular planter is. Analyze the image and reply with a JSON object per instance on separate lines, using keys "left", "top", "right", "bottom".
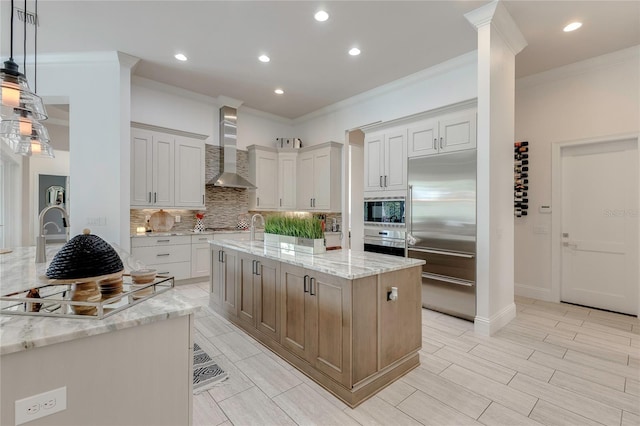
{"left": 264, "top": 233, "right": 326, "bottom": 255}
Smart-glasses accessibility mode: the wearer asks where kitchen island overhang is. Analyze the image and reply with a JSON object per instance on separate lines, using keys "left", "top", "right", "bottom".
{"left": 208, "top": 240, "right": 425, "bottom": 407}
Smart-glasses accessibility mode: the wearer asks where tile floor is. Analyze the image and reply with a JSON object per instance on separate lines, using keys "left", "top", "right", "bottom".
{"left": 174, "top": 281, "right": 640, "bottom": 426}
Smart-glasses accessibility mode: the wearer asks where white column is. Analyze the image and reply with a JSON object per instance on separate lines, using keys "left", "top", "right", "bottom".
{"left": 466, "top": 1, "right": 527, "bottom": 335}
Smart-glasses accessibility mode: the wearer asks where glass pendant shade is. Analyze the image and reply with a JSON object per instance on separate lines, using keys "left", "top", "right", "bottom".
{"left": 0, "top": 117, "right": 52, "bottom": 157}
{"left": 15, "top": 137, "right": 54, "bottom": 158}
{"left": 0, "top": 60, "right": 48, "bottom": 121}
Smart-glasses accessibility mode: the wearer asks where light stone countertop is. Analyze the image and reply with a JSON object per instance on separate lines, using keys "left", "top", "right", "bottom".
{"left": 209, "top": 240, "right": 425, "bottom": 280}
{"left": 0, "top": 245, "right": 200, "bottom": 356}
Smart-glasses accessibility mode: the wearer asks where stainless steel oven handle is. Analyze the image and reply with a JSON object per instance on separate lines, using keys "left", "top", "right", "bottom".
{"left": 408, "top": 247, "right": 474, "bottom": 258}
{"left": 422, "top": 272, "right": 474, "bottom": 287}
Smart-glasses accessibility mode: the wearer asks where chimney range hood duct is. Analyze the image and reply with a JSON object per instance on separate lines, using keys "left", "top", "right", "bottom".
{"left": 207, "top": 106, "right": 256, "bottom": 189}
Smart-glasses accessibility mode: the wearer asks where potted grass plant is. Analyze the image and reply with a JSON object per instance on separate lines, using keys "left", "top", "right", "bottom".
{"left": 264, "top": 216, "right": 326, "bottom": 254}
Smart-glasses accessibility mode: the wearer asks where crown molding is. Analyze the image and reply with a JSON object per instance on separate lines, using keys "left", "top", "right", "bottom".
{"left": 131, "top": 76, "right": 218, "bottom": 105}
{"left": 465, "top": 1, "right": 527, "bottom": 55}
{"left": 516, "top": 45, "right": 640, "bottom": 90}
{"left": 293, "top": 50, "right": 477, "bottom": 125}
{"left": 34, "top": 51, "right": 121, "bottom": 65}
{"left": 117, "top": 52, "right": 140, "bottom": 71}
{"left": 239, "top": 105, "right": 294, "bottom": 125}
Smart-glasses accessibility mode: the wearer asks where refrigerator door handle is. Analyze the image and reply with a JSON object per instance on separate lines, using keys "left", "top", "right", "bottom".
{"left": 422, "top": 272, "right": 475, "bottom": 287}
{"left": 407, "top": 185, "right": 413, "bottom": 235}
{"left": 408, "top": 247, "right": 475, "bottom": 259}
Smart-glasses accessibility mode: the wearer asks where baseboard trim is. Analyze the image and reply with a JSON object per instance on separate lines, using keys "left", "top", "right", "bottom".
{"left": 514, "top": 282, "right": 555, "bottom": 302}
{"left": 474, "top": 302, "right": 517, "bottom": 336}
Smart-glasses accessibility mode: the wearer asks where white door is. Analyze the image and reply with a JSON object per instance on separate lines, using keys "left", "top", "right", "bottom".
{"left": 561, "top": 139, "right": 638, "bottom": 315}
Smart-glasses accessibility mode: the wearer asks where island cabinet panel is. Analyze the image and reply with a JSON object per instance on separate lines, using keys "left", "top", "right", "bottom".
{"left": 379, "top": 266, "right": 423, "bottom": 369}
{"left": 281, "top": 263, "right": 313, "bottom": 360}
{"left": 255, "top": 257, "right": 281, "bottom": 341}
{"left": 352, "top": 275, "right": 379, "bottom": 384}
{"left": 210, "top": 244, "right": 239, "bottom": 317}
{"left": 238, "top": 254, "right": 257, "bottom": 327}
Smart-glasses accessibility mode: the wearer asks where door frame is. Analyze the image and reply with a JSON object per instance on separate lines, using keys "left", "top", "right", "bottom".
{"left": 551, "top": 132, "right": 639, "bottom": 317}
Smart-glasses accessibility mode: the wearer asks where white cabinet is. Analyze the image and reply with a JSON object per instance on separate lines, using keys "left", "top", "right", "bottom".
{"left": 131, "top": 124, "right": 206, "bottom": 209}
{"left": 408, "top": 109, "right": 476, "bottom": 157}
{"left": 296, "top": 142, "right": 342, "bottom": 211}
{"left": 364, "top": 128, "right": 407, "bottom": 193}
{"left": 278, "top": 152, "right": 297, "bottom": 210}
{"left": 131, "top": 235, "right": 192, "bottom": 280}
{"left": 191, "top": 234, "right": 212, "bottom": 278}
{"left": 249, "top": 146, "right": 278, "bottom": 210}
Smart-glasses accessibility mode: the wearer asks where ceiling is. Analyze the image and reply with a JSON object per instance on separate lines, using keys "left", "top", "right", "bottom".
{"left": 1, "top": 1, "right": 638, "bottom": 119}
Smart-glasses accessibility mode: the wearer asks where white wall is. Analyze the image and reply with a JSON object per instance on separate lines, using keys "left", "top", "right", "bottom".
{"left": 514, "top": 46, "right": 640, "bottom": 300}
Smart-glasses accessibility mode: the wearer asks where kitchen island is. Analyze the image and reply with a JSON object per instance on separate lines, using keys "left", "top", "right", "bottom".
{"left": 209, "top": 239, "right": 425, "bottom": 407}
{"left": 0, "top": 246, "right": 199, "bottom": 426}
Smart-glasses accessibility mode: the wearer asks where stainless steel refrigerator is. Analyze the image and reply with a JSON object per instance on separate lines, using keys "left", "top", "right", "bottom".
{"left": 407, "top": 150, "right": 476, "bottom": 321}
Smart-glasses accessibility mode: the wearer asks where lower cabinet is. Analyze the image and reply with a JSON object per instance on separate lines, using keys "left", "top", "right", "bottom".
{"left": 131, "top": 235, "right": 191, "bottom": 280}
{"left": 208, "top": 244, "right": 422, "bottom": 407}
{"left": 191, "top": 235, "right": 212, "bottom": 278}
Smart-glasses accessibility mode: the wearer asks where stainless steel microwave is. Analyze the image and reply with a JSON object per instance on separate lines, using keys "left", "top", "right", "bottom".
{"left": 364, "top": 197, "right": 405, "bottom": 225}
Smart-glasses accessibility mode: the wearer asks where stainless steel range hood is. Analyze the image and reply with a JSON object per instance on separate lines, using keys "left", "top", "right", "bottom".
{"left": 206, "top": 106, "right": 256, "bottom": 189}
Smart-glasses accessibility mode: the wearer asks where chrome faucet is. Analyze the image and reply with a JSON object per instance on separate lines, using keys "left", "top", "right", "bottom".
{"left": 36, "top": 205, "right": 70, "bottom": 263}
{"left": 250, "top": 213, "right": 264, "bottom": 242}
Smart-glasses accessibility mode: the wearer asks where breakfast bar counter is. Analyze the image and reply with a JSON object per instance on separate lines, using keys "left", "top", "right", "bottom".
{"left": 208, "top": 240, "right": 424, "bottom": 407}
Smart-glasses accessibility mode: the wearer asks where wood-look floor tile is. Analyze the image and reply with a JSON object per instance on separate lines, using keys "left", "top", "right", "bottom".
{"left": 218, "top": 386, "right": 296, "bottom": 426}
{"left": 194, "top": 332, "right": 222, "bottom": 358}
{"left": 234, "top": 352, "right": 303, "bottom": 398}
{"left": 434, "top": 313, "right": 475, "bottom": 332}
{"left": 272, "top": 383, "right": 360, "bottom": 426}
{"left": 528, "top": 400, "right": 604, "bottom": 426}
{"left": 520, "top": 307, "right": 584, "bottom": 326}
{"left": 580, "top": 319, "right": 640, "bottom": 339}
{"left": 549, "top": 370, "right": 640, "bottom": 414}
{"left": 423, "top": 326, "right": 478, "bottom": 352}
{"left": 544, "top": 334, "right": 629, "bottom": 364}
{"left": 376, "top": 379, "right": 417, "bottom": 406}
{"left": 423, "top": 317, "right": 467, "bottom": 337}
{"left": 401, "top": 363, "right": 491, "bottom": 419}
{"left": 573, "top": 332, "right": 639, "bottom": 356}
{"left": 207, "top": 331, "right": 262, "bottom": 362}
{"left": 513, "top": 312, "right": 560, "bottom": 328}
{"left": 195, "top": 316, "right": 234, "bottom": 338}
{"left": 622, "top": 410, "right": 640, "bottom": 426}
{"left": 433, "top": 346, "right": 516, "bottom": 384}
{"left": 344, "top": 395, "right": 422, "bottom": 425}
{"left": 556, "top": 321, "right": 632, "bottom": 345}
{"left": 397, "top": 390, "right": 482, "bottom": 425}
{"left": 421, "top": 338, "right": 445, "bottom": 354}
{"left": 495, "top": 330, "right": 567, "bottom": 358}
{"left": 193, "top": 392, "right": 228, "bottom": 426}
{"left": 470, "top": 345, "right": 554, "bottom": 382}
{"left": 629, "top": 355, "right": 639, "bottom": 369}
{"left": 477, "top": 402, "right": 543, "bottom": 426}
{"left": 299, "top": 374, "right": 350, "bottom": 410}
{"left": 587, "top": 309, "right": 640, "bottom": 325}
{"left": 206, "top": 354, "right": 255, "bottom": 402}
{"left": 530, "top": 300, "right": 590, "bottom": 316}
{"left": 509, "top": 373, "right": 622, "bottom": 426}
{"left": 440, "top": 364, "right": 537, "bottom": 416}
{"left": 462, "top": 331, "right": 534, "bottom": 359}
{"left": 514, "top": 295, "right": 537, "bottom": 305}
{"left": 562, "top": 349, "right": 639, "bottom": 380}
{"left": 583, "top": 316, "right": 634, "bottom": 332}
{"left": 510, "top": 320, "right": 578, "bottom": 340}
{"left": 529, "top": 351, "right": 626, "bottom": 390}
{"left": 417, "top": 351, "right": 452, "bottom": 375}
{"left": 626, "top": 378, "right": 640, "bottom": 396}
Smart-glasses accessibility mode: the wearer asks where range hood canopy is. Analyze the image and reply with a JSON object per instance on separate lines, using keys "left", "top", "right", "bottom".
{"left": 206, "top": 105, "right": 256, "bottom": 189}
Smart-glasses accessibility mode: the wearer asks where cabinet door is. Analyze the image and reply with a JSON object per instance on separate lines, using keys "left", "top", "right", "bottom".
{"left": 408, "top": 119, "right": 438, "bottom": 158}
{"left": 237, "top": 254, "right": 257, "bottom": 327}
{"left": 255, "top": 150, "right": 278, "bottom": 209}
{"left": 131, "top": 129, "right": 153, "bottom": 206}
{"left": 297, "top": 152, "right": 315, "bottom": 209}
{"left": 191, "top": 243, "right": 210, "bottom": 278}
{"left": 175, "top": 137, "right": 205, "bottom": 207}
{"left": 221, "top": 249, "right": 239, "bottom": 318}
{"left": 312, "top": 149, "right": 331, "bottom": 210}
{"left": 439, "top": 110, "right": 477, "bottom": 153}
{"left": 384, "top": 129, "right": 407, "bottom": 191}
{"left": 311, "top": 270, "right": 352, "bottom": 386}
{"left": 255, "top": 257, "right": 280, "bottom": 341}
{"left": 210, "top": 245, "right": 223, "bottom": 307}
{"left": 364, "top": 132, "right": 385, "bottom": 191}
{"left": 278, "top": 153, "right": 297, "bottom": 210}
{"left": 152, "top": 133, "right": 175, "bottom": 206}
{"left": 280, "top": 263, "right": 314, "bottom": 362}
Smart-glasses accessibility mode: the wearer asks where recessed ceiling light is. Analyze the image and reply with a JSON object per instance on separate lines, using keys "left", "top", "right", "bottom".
{"left": 563, "top": 22, "right": 582, "bottom": 32}
{"left": 314, "top": 10, "right": 329, "bottom": 22}
{"left": 348, "top": 47, "right": 361, "bottom": 56}
{"left": 274, "top": 88, "right": 284, "bottom": 95}
{"left": 258, "top": 54, "right": 270, "bottom": 63}
{"left": 174, "top": 53, "right": 187, "bottom": 61}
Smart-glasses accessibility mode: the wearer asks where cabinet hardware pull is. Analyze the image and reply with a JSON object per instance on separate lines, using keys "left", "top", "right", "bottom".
{"left": 157, "top": 253, "right": 170, "bottom": 257}
{"left": 408, "top": 247, "right": 474, "bottom": 258}
{"left": 218, "top": 250, "right": 224, "bottom": 262}
{"left": 199, "top": 237, "right": 208, "bottom": 241}
{"left": 255, "top": 261, "right": 261, "bottom": 276}
{"left": 157, "top": 239, "right": 170, "bottom": 242}
{"left": 252, "top": 260, "right": 256, "bottom": 275}
{"left": 384, "top": 175, "right": 388, "bottom": 187}
{"left": 313, "top": 198, "right": 315, "bottom": 207}
{"left": 148, "top": 192, "right": 152, "bottom": 203}
{"left": 380, "top": 175, "right": 383, "bottom": 187}
{"left": 203, "top": 194, "right": 205, "bottom": 204}
{"left": 303, "top": 275, "right": 309, "bottom": 293}
{"left": 280, "top": 198, "right": 282, "bottom": 207}
{"left": 310, "top": 198, "right": 313, "bottom": 207}
{"left": 439, "top": 137, "right": 443, "bottom": 150}
{"left": 158, "top": 271, "right": 170, "bottom": 275}
{"left": 257, "top": 197, "right": 260, "bottom": 206}
{"left": 154, "top": 192, "right": 157, "bottom": 203}
{"left": 310, "top": 277, "right": 316, "bottom": 296}
{"left": 433, "top": 138, "right": 437, "bottom": 150}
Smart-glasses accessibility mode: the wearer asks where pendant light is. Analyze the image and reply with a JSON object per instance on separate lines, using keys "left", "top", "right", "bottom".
{"left": 0, "top": 0, "right": 53, "bottom": 158}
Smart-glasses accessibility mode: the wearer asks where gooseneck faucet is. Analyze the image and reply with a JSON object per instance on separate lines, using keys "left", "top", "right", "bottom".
{"left": 35, "top": 205, "right": 70, "bottom": 263}
{"left": 250, "top": 213, "right": 264, "bottom": 242}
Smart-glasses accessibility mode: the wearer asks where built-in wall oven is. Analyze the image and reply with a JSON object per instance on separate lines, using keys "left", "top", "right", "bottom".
{"left": 363, "top": 228, "right": 406, "bottom": 257}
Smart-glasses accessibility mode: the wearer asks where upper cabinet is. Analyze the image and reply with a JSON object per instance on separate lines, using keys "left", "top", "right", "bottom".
{"left": 364, "top": 127, "right": 407, "bottom": 193}
{"left": 296, "top": 142, "right": 342, "bottom": 211}
{"left": 278, "top": 152, "right": 297, "bottom": 210}
{"left": 248, "top": 146, "right": 278, "bottom": 210}
{"left": 408, "top": 108, "right": 477, "bottom": 158}
{"left": 130, "top": 124, "right": 206, "bottom": 209}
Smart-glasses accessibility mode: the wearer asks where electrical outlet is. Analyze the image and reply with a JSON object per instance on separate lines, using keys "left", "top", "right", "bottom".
{"left": 175, "top": 215, "right": 181, "bottom": 223}
{"left": 15, "top": 387, "right": 67, "bottom": 425}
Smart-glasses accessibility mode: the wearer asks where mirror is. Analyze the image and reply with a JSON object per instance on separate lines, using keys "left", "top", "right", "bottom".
{"left": 46, "top": 185, "right": 65, "bottom": 206}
